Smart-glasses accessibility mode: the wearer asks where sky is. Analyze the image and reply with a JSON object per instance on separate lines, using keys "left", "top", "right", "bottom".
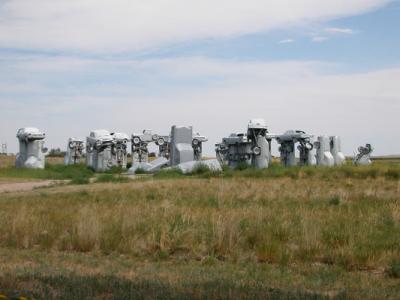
{"left": 0, "top": 0, "right": 399, "bottom": 156}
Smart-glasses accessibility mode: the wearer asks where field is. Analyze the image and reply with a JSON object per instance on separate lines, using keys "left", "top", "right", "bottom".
{"left": 0, "top": 155, "right": 399, "bottom": 299}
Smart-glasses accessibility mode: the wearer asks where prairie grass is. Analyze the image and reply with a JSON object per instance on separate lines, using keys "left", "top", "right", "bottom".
{"left": 0, "top": 177, "right": 398, "bottom": 268}
{"left": 0, "top": 162, "right": 399, "bottom": 298}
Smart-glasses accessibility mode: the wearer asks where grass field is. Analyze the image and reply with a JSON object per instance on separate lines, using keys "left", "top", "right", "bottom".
{"left": 0, "top": 156, "right": 399, "bottom": 299}
{"left": 0, "top": 155, "right": 64, "bottom": 169}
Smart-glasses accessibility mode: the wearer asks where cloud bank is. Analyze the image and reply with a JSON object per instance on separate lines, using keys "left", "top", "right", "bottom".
{"left": 0, "top": 0, "right": 391, "bottom": 52}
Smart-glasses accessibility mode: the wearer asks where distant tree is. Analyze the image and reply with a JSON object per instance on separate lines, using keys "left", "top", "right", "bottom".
{"left": 48, "top": 148, "right": 66, "bottom": 157}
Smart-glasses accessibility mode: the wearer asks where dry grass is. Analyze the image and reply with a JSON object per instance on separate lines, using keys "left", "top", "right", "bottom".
{"left": 0, "top": 155, "right": 64, "bottom": 169}
{"left": 1, "top": 178, "right": 398, "bottom": 269}
{"left": 0, "top": 155, "right": 15, "bottom": 169}
{"left": 0, "top": 162, "right": 399, "bottom": 299}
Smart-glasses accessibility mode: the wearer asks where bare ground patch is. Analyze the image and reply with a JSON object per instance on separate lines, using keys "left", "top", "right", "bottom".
{"left": 0, "top": 180, "right": 67, "bottom": 193}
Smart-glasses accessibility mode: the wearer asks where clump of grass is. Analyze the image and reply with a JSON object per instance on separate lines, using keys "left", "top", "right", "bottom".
{"left": 255, "top": 240, "right": 288, "bottom": 264}
{"left": 387, "top": 259, "right": 400, "bottom": 278}
{"left": 235, "top": 162, "right": 253, "bottom": 171}
{"left": 191, "top": 163, "right": 211, "bottom": 175}
{"left": 95, "top": 174, "right": 129, "bottom": 183}
{"left": 328, "top": 195, "right": 341, "bottom": 206}
{"left": 70, "top": 176, "right": 90, "bottom": 185}
{"left": 134, "top": 168, "right": 147, "bottom": 174}
{"left": 188, "top": 163, "right": 223, "bottom": 179}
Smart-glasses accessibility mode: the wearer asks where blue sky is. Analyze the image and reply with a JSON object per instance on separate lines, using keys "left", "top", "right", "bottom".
{"left": 138, "top": 1, "right": 400, "bottom": 71}
{"left": 0, "top": 0, "right": 399, "bottom": 155}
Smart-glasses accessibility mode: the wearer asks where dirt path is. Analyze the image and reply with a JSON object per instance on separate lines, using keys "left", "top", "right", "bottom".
{"left": 0, "top": 180, "right": 66, "bottom": 193}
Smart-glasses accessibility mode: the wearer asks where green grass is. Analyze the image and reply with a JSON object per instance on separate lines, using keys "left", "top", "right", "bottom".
{"left": 69, "top": 176, "right": 91, "bottom": 185}
{"left": 223, "top": 162, "right": 400, "bottom": 180}
{"left": 151, "top": 162, "right": 400, "bottom": 181}
{"left": 0, "top": 163, "right": 94, "bottom": 182}
{"left": 147, "top": 162, "right": 398, "bottom": 181}
{"left": 95, "top": 174, "right": 130, "bottom": 183}
{"left": 3, "top": 161, "right": 397, "bottom": 183}
{"left": 105, "top": 165, "right": 125, "bottom": 174}
{"left": 134, "top": 167, "right": 147, "bottom": 174}
{"left": 153, "top": 168, "right": 184, "bottom": 179}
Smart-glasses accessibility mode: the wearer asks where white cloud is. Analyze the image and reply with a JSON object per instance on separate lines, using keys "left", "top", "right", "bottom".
{"left": 278, "top": 39, "right": 295, "bottom": 44}
{"left": 0, "top": 0, "right": 391, "bottom": 52}
{"left": 312, "top": 36, "right": 329, "bottom": 42}
{"left": 325, "top": 27, "right": 357, "bottom": 34}
{"left": 0, "top": 55, "right": 399, "bottom": 155}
